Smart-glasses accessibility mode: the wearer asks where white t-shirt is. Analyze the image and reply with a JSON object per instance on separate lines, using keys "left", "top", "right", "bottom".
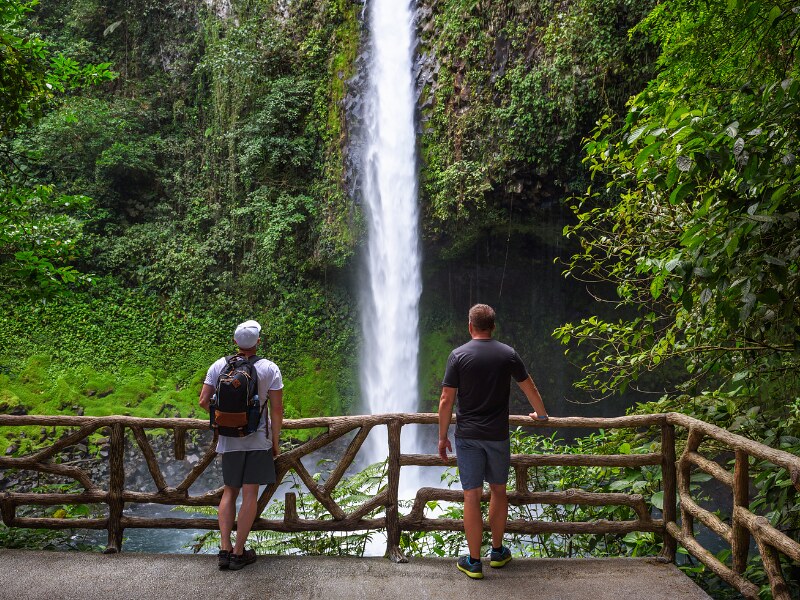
{"left": 204, "top": 356, "right": 283, "bottom": 453}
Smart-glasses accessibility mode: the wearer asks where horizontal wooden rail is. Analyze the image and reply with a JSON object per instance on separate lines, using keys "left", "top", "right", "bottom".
{"left": 407, "top": 487, "right": 652, "bottom": 522}
{"left": 403, "top": 517, "right": 665, "bottom": 535}
{"left": 667, "top": 412, "right": 800, "bottom": 490}
{"left": 684, "top": 451, "right": 733, "bottom": 487}
{"left": 1, "top": 410, "right": 798, "bottom": 600}
{"left": 0, "top": 413, "right": 666, "bottom": 553}
{"left": 400, "top": 453, "right": 662, "bottom": 468}
{"left": 0, "top": 412, "right": 667, "bottom": 430}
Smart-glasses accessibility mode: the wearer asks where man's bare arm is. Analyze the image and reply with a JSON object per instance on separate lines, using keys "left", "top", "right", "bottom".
{"left": 437, "top": 387, "right": 456, "bottom": 461}
{"left": 198, "top": 383, "right": 214, "bottom": 413}
{"left": 268, "top": 388, "right": 284, "bottom": 457}
{"left": 517, "top": 376, "right": 549, "bottom": 419}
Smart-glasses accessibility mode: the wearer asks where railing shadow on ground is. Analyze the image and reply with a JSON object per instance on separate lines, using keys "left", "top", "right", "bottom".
{"left": 0, "top": 412, "right": 798, "bottom": 599}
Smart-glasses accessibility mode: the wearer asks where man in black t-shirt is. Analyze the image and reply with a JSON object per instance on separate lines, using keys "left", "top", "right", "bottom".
{"left": 438, "top": 304, "right": 549, "bottom": 580}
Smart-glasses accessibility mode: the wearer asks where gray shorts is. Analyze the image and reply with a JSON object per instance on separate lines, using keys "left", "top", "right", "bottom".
{"left": 221, "top": 450, "right": 276, "bottom": 488}
{"left": 455, "top": 436, "right": 511, "bottom": 490}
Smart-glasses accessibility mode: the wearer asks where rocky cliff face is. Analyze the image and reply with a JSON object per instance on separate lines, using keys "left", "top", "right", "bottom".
{"left": 407, "top": 0, "right": 654, "bottom": 259}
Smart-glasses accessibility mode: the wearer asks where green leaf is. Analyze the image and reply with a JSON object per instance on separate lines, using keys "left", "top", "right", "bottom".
{"left": 682, "top": 292, "right": 694, "bottom": 312}
{"left": 623, "top": 532, "right": 641, "bottom": 544}
{"left": 725, "top": 232, "right": 740, "bottom": 257}
{"left": 650, "top": 275, "right": 665, "bottom": 300}
{"left": 757, "top": 288, "right": 780, "bottom": 304}
{"left": 103, "top": 20, "right": 123, "bottom": 37}
{"left": 771, "top": 183, "right": 790, "bottom": 202}
{"left": 627, "top": 124, "right": 650, "bottom": 145}
{"left": 763, "top": 255, "right": 786, "bottom": 266}
{"left": 650, "top": 491, "right": 664, "bottom": 510}
{"left": 635, "top": 141, "right": 662, "bottom": 167}
{"left": 767, "top": 5, "right": 782, "bottom": 26}
{"left": 665, "top": 257, "right": 682, "bottom": 272}
{"left": 665, "top": 164, "right": 680, "bottom": 188}
{"left": 680, "top": 223, "right": 705, "bottom": 248}
{"left": 669, "top": 181, "right": 693, "bottom": 205}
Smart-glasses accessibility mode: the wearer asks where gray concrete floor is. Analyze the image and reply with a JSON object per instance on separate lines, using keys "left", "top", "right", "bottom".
{"left": 0, "top": 550, "right": 712, "bottom": 600}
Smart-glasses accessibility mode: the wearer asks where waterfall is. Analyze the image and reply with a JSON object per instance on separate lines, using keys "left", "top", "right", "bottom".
{"left": 359, "top": 0, "right": 422, "bottom": 462}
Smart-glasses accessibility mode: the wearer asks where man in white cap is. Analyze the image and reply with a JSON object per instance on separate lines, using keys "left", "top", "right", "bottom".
{"left": 199, "top": 319, "right": 284, "bottom": 571}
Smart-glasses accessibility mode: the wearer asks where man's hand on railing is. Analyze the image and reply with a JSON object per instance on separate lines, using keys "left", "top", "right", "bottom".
{"left": 438, "top": 437, "right": 452, "bottom": 462}
{"left": 530, "top": 411, "right": 549, "bottom": 421}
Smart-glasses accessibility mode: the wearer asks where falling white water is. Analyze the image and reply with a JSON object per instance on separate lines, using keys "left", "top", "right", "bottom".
{"left": 360, "top": 0, "right": 423, "bottom": 463}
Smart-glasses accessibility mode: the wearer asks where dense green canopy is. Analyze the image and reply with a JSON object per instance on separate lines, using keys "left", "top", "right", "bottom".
{"left": 560, "top": 0, "right": 800, "bottom": 431}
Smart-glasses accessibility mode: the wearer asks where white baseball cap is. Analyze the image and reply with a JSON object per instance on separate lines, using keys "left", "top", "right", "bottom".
{"left": 233, "top": 320, "right": 261, "bottom": 348}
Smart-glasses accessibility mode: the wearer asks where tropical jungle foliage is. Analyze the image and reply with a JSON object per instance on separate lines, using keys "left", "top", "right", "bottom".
{"left": 559, "top": 0, "right": 800, "bottom": 417}
{"left": 1, "top": 0, "right": 114, "bottom": 295}
{"left": 0, "top": 0, "right": 362, "bottom": 424}
{"left": 557, "top": 0, "right": 800, "bottom": 595}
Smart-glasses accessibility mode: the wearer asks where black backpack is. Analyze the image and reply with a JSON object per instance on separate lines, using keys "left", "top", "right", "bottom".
{"left": 210, "top": 354, "right": 264, "bottom": 437}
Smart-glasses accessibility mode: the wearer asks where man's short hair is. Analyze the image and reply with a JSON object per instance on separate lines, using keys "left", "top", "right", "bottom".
{"left": 469, "top": 304, "right": 495, "bottom": 331}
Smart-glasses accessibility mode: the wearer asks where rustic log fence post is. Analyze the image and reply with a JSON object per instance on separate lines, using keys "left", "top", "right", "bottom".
{"left": 385, "top": 418, "right": 407, "bottom": 563}
{"left": 285, "top": 492, "right": 298, "bottom": 522}
{"left": 173, "top": 426, "right": 186, "bottom": 461}
{"left": 1, "top": 497, "right": 16, "bottom": 527}
{"left": 755, "top": 535, "right": 792, "bottom": 600}
{"left": 731, "top": 449, "right": 750, "bottom": 574}
{"left": 104, "top": 423, "right": 125, "bottom": 553}
{"left": 660, "top": 423, "right": 677, "bottom": 562}
{"left": 678, "top": 427, "right": 704, "bottom": 539}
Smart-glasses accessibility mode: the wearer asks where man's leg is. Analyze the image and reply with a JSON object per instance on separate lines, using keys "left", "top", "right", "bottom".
{"left": 484, "top": 438, "right": 512, "bottom": 568}
{"left": 463, "top": 487, "right": 484, "bottom": 560}
{"left": 218, "top": 485, "right": 239, "bottom": 552}
{"left": 454, "top": 438, "right": 486, "bottom": 578}
{"left": 456, "top": 437, "right": 486, "bottom": 561}
{"left": 232, "top": 483, "right": 259, "bottom": 554}
{"left": 488, "top": 483, "right": 508, "bottom": 548}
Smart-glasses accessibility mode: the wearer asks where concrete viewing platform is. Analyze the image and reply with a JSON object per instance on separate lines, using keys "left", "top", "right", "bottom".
{"left": 0, "top": 550, "right": 711, "bottom": 600}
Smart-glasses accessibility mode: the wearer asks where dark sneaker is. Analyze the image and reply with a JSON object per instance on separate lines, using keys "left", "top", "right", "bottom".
{"left": 218, "top": 549, "right": 231, "bottom": 570}
{"left": 456, "top": 555, "right": 484, "bottom": 579}
{"left": 228, "top": 548, "right": 257, "bottom": 571}
{"left": 489, "top": 546, "right": 512, "bottom": 568}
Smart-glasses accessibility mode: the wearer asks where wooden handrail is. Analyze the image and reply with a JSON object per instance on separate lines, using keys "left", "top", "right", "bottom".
{"left": 0, "top": 412, "right": 798, "bottom": 599}
{"left": 0, "top": 413, "right": 666, "bottom": 428}
{"left": 666, "top": 412, "right": 800, "bottom": 477}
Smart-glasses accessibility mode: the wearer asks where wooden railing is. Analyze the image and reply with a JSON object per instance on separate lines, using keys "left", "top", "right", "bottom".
{"left": 663, "top": 413, "right": 800, "bottom": 600}
{"left": 0, "top": 413, "right": 798, "bottom": 598}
